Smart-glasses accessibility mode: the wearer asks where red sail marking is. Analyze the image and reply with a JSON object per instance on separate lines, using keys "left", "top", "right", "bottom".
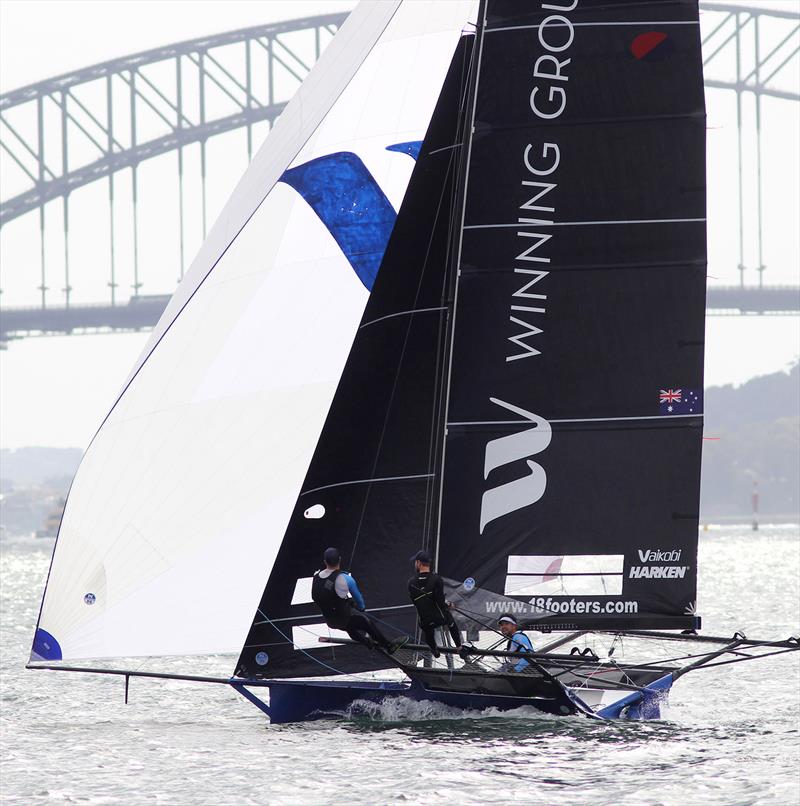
{"left": 543, "top": 557, "right": 563, "bottom": 583}
{"left": 631, "top": 31, "right": 668, "bottom": 60}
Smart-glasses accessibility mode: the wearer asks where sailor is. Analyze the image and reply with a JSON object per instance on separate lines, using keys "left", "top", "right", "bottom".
{"left": 498, "top": 613, "right": 533, "bottom": 672}
{"left": 408, "top": 549, "right": 463, "bottom": 658}
{"left": 311, "top": 547, "right": 407, "bottom": 654}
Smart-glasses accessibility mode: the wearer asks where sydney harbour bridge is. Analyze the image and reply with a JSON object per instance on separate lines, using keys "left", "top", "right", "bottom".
{"left": 1, "top": 4, "right": 798, "bottom": 345}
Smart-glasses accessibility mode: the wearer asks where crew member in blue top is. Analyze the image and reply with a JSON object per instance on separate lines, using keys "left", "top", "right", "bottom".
{"left": 497, "top": 613, "right": 533, "bottom": 672}
{"left": 311, "top": 547, "right": 407, "bottom": 654}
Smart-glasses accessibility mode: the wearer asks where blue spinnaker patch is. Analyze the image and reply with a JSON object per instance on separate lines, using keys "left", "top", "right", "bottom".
{"left": 279, "top": 152, "right": 397, "bottom": 291}
{"left": 31, "top": 628, "right": 62, "bottom": 661}
{"left": 386, "top": 140, "right": 423, "bottom": 160}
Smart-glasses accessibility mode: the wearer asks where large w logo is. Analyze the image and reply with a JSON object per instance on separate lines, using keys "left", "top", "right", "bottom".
{"left": 279, "top": 142, "right": 421, "bottom": 291}
{"left": 480, "top": 398, "right": 552, "bottom": 534}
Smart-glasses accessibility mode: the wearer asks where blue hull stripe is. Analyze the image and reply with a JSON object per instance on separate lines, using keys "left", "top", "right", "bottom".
{"left": 595, "top": 673, "right": 674, "bottom": 720}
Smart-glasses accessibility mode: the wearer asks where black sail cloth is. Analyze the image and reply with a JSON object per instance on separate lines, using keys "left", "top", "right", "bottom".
{"left": 235, "top": 37, "right": 475, "bottom": 680}
{"left": 437, "top": 0, "right": 706, "bottom": 630}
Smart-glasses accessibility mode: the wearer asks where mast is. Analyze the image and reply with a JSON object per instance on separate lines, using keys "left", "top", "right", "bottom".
{"left": 432, "top": 0, "right": 488, "bottom": 569}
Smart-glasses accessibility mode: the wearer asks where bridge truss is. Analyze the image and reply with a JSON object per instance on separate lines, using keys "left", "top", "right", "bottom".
{"left": 0, "top": 5, "right": 798, "bottom": 343}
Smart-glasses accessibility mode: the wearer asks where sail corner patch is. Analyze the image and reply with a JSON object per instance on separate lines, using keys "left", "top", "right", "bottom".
{"left": 31, "top": 628, "right": 62, "bottom": 661}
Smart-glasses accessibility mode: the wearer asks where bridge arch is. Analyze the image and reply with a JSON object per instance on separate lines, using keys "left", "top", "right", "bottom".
{"left": 0, "top": 5, "right": 797, "bottom": 340}
{"left": 0, "top": 14, "right": 347, "bottom": 227}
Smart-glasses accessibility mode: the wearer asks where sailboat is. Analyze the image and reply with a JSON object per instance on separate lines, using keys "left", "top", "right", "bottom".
{"left": 29, "top": 0, "right": 798, "bottom": 724}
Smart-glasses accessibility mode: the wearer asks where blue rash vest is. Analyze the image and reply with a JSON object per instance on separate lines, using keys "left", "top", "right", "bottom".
{"left": 506, "top": 631, "right": 534, "bottom": 672}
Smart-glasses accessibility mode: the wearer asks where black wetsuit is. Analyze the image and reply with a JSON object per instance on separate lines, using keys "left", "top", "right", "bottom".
{"left": 408, "top": 571, "right": 462, "bottom": 653}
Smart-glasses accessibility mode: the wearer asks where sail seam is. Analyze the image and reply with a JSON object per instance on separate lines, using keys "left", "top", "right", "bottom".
{"left": 448, "top": 414, "right": 702, "bottom": 426}
{"left": 359, "top": 306, "right": 447, "bottom": 330}
{"left": 301, "top": 473, "right": 434, "bottom": 496}
{"left": 428, "top": 142, "right": 463, "bottom": 156}
{"left": 464, "top": 218, "right": 706, "bottom": 229}
{"left": 486, "top": 21, "right": 700, "bottom": 34}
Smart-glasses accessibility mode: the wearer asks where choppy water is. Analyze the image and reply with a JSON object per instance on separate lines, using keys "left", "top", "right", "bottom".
{"left": 2, "top": 527, "right": 799, "bottom": 805}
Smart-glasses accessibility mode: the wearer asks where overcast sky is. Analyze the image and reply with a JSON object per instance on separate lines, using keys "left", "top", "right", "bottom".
{"left": 0, "top": 0, "right": 798, "bottom": 449}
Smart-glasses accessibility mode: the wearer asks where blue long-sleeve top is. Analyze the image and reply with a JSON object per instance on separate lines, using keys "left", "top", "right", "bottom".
{"left": 335, "top": 572, "right": 366, "bottom": 611}
{"left": 507, "top": 631, "right": 533, "bottom": 672}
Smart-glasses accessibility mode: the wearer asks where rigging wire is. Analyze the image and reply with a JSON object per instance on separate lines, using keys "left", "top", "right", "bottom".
{"left": 421, "top": 39, "right": 476, "bottom": 551}
{"left": 253, "top": 608, "right": 395, "bottom": 682}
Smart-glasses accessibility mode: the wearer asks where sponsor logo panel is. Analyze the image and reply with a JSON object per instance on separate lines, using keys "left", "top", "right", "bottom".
{"left": 484, "top": 598, "right": 639, "bottom": 617}
{"left": 630, "top": 547, "right": 691, "bottom": 581}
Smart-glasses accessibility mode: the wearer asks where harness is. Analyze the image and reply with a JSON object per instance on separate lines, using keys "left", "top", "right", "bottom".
{"left": 506, "top": 631, "right": 532, "bottom": 655}
{"left": 311, "top": 569, "right": 352, "bottom": 629}
{"left": 410, "top": 572, "right": 449, "bottom": 625}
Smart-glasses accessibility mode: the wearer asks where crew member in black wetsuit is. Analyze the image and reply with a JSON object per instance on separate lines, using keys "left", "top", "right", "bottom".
{"left": 407, "top": 550, "right": 463, "bottom": 657}
{"left": 311, "top": 547, "right": 407, "bottom": 654}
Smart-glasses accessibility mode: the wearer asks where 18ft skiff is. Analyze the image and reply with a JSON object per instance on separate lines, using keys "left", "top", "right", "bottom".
{"left": 29, "top": 0, "right": 799, "bottom": 723}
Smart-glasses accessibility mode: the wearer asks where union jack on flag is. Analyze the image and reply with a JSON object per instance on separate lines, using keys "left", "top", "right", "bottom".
{"left": 660, "top": 389, "right": 682, "bottom": 404}
{"left": 659, "top": 388, "right": 703, "bottom": 416}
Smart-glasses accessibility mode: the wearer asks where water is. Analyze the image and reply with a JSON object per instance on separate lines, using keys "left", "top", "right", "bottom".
{"left": 2, "top": 527, "right": 799, "bottom": 805}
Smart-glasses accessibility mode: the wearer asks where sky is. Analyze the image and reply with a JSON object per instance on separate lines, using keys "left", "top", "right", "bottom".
{"left": 0, "top": 0, "right": 798, "bottom": 449}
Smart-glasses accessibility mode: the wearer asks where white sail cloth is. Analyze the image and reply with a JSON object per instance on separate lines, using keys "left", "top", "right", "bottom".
{"left": 35, "top": 0, "right": 476, "bottom": 662}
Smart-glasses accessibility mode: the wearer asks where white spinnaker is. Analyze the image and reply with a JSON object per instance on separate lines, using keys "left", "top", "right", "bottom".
{"left": 34, "top": 0, "right": 476, "bottom": 663}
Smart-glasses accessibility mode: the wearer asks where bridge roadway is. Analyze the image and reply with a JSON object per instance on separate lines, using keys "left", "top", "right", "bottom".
{"left": 1, "top": 286, "right": 797, "bottom": 345}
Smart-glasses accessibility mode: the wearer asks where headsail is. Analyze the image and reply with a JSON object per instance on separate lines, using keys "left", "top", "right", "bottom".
{"left": 31, "top": 1, "right": 476, "bottom": 664}
{"left": 438, "top": 0, "right": 707, "bottom": 632}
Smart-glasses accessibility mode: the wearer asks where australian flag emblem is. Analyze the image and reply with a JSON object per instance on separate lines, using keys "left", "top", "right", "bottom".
{"left": 659, "top": 388, "right": 702, "bottom": 415}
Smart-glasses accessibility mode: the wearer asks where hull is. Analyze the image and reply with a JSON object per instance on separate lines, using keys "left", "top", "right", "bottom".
{"left": 248, "top": 671, "right": 674, "bottom": 724}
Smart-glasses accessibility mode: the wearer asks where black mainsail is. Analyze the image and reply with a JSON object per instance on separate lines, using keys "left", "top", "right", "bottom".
{"left": 437, "top": 0, "right": 707, "bottom": 633}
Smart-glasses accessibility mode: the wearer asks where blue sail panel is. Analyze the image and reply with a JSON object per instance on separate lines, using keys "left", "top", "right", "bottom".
{"left": 280, "top": 152, "right": 398, "bottom": 291}
{"left": 386, "top": 140, "right": 423, "bottom": 160}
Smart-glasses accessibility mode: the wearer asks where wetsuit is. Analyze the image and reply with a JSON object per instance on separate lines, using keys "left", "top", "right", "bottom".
{"left": 311, "top": 568, "right": 392, "bottom": 650}
{"left": 408, "top": 570, "right": 462, "bottom": 653}
{"left": 505, "top": 630, "right": 533, "bottom": 672}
